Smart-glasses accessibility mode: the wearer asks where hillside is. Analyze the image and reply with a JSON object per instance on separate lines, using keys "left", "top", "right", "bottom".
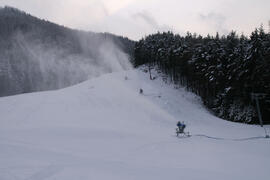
{"left": 0, "top": 67, "right": 269, "bottom": 180}
{"left": 134, "top": 31, "right": 270, "bottom": 124}
{"left": 0, "top": 6, "right": 135, "bottom": 97}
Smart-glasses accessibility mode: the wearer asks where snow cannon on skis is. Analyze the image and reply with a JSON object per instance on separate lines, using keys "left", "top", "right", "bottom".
{"left": 176, "top": 121, "right": 190, "bottom": 137}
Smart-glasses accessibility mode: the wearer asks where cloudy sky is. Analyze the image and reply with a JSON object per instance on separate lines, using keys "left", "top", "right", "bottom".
{"left": 0, "top": 0, "right": 269, "bottom": 40}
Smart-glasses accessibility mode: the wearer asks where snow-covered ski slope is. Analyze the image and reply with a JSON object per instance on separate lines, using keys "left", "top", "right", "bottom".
{"left": 0, "top": 67, "right": 269, "bottom": 180}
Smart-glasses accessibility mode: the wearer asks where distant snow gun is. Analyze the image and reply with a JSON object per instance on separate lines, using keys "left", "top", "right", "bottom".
{"left": 251, "top": 93, "right": 269, "bottom": 138}
{"left": 176, "top": 121, "right": 190, "bottom": 137}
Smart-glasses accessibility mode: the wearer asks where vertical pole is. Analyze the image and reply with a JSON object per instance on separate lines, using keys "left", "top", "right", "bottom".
{"left": 148, "top": 64, "right": 152, "bottom": 80}
{"left": 252, "top": 94, "right": 269, "bottom": 138}
{"left": 255, "top": 97, "right": 263, "bottom": 127}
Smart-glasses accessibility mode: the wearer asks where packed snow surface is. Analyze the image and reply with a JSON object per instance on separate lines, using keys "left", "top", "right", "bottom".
{"left": 0, "top": 67, "right": 269, "bottom": 180}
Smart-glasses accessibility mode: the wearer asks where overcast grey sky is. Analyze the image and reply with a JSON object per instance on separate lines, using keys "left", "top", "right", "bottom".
{"left": 0, "top": 0, "right": 269, "bottom": 40}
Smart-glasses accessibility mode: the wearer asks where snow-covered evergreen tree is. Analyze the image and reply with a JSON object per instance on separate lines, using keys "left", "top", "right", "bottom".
{"left": 134, "top": 29, "right": 270, "bottom": 124}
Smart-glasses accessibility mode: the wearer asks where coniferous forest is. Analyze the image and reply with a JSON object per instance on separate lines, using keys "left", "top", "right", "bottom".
{"left": 134, "top": 29, "right": 270, "bottom": 124}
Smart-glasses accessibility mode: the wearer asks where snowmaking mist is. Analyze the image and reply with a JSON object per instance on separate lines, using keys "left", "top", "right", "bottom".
{"left": 0, "top": 7, "right": 135, "bottom": 97}
{"left": 16, "top": 32, "right": 132, "bottom": 88}
{"left": 0, "top": 28, "right": 133, "bottom": 96}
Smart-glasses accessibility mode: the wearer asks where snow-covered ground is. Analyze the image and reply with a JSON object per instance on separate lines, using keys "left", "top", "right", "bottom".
{"left": 0, "top": 67, "right": 269, "bottom": 180}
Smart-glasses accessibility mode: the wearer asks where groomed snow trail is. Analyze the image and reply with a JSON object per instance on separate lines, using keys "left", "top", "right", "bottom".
{"left": 0, "top": 67, "right": 269, "bottom": 180}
